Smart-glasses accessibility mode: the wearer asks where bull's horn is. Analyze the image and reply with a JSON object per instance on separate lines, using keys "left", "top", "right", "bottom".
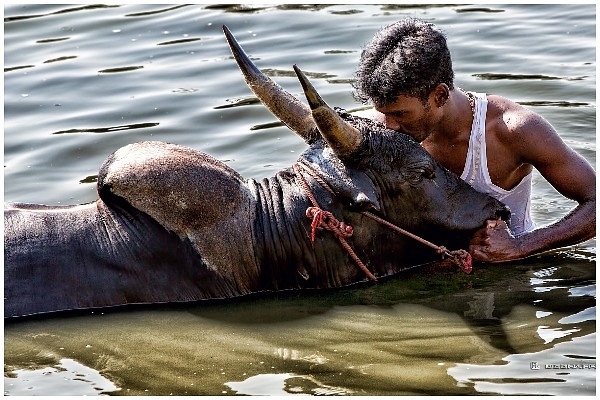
{"left": 293, "top": 65, "right": 362, "bottom": 158}
{"left": 222, "top": 25, "right": 317, "bottom": 142}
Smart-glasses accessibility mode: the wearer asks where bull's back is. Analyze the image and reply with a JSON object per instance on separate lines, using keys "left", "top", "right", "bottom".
{"left": 4, "top": 201, "right": 245, "bottom": 318}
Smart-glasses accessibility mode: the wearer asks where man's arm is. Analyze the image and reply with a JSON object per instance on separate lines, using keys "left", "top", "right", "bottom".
{"left": 470, "top": 110, "right": 596, "bottom": 262}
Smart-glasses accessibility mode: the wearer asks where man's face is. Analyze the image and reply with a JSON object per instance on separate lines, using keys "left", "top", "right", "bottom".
{"left": 374, "top": 94, "right": 435, "bottom": 142}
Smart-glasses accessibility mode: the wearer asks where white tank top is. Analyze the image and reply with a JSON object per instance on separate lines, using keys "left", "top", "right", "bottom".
{"left": 460, "top": 91, "right": 535, "bottom": 236}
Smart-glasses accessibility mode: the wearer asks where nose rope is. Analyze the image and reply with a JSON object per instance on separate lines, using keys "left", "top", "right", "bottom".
{"left": 293, "top": 161, "right": 472, "bottom": 277}
{"left": 361, "top": 211, "right": 472, "bottom": 274}
{"left": 293, "top": 162, "right": 378, "bottom": 281}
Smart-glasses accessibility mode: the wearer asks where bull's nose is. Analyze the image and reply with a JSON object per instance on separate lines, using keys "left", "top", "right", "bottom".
{"left": 496, "top": 205, "right": 511, "bottom": 221}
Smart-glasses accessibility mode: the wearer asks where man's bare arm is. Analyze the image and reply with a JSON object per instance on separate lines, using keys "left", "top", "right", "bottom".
{"left": 470, "top": 111, "right": 596, "bottom": 262}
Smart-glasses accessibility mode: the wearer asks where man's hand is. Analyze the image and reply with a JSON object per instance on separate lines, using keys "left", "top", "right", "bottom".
{"left": 469, "top": 219, "right": 523, "bottom": 262}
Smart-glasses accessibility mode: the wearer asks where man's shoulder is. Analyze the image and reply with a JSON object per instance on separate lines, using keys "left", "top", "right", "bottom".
{"left": 485, "top": 93, "right": 563, "bottom": 164}
{"left": 485, "top": 94, "right": 546, "bottom": 137}
{"left": 486, "top": 93, "right": 527, "bottom": 117}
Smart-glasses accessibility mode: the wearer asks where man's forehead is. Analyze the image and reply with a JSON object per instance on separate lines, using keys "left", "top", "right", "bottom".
{"left": 375, "top": 94, "right": 422, "bottom": 113}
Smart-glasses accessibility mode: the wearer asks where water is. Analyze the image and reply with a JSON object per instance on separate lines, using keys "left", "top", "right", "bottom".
{"left": 3, "top": 4, "right": 596, "bottom": 396}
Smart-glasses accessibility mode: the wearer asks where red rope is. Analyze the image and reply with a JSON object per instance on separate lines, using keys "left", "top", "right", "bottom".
{"left": 293, "top": 163, "right": 377, "bottom": 281}
{"left": 293, "top": 162, "right": 472, "bottom": 279}
{"left": 306, "top": 207, "right": 353, "bottom": 242}
{"left": 361, "top": 211, "right": 472, "bottom": 273}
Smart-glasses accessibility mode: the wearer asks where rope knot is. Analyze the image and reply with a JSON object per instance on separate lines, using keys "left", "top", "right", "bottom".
{"left": 447, "top": 249, "right": 473, "bottom": 274}
{"left": 294, "top": 162, "right": 376, "bottom": 281}
{"left": 306, "top": 206, "right": 353, "bottom": 242}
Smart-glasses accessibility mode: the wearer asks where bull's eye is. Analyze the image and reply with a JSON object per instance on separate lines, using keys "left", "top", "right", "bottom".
{"left": 422, "top": 167, "right": 435, "bottom": 180}
{"left": 407, "top": 165, "right": 435, "bottom": 185}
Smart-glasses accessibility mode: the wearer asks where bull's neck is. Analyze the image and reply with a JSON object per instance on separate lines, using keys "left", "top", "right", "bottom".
{"left": 248, "top": 168, "right": 365, "bottom": 291}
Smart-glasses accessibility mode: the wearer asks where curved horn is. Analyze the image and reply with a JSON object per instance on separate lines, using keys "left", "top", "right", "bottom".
{"left": 222, "top": 25, "right": 317, "bottom": 142}
{"left": 293, "top": 65, "right": 363, "bottom": 158}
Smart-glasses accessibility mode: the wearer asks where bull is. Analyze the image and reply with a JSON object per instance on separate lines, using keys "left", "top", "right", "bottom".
{"left": 4, "top": 26, "right": 510, "bottom": 318}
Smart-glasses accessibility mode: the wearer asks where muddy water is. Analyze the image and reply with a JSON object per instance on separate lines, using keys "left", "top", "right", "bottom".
{"left": 4, "top": 4, "right": 595, "bottom": 396}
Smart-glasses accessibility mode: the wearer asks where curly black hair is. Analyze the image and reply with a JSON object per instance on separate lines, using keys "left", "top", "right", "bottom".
{"left": 353, "top": 18, "right": 454, "bottom": 107}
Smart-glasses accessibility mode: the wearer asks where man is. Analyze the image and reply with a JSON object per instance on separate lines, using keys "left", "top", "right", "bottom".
{"left": 353, "top": 18, "right": 595, "bottom": 262}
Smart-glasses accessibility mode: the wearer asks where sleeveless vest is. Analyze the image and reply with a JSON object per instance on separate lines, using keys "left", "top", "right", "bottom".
{"left": 460, "top": 91, "right": 535, "bottom": 236}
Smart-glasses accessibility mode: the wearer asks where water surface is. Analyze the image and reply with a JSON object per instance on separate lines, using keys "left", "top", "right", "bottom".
{"left": 4, "top": 4, "right": 596, "bottom": 396}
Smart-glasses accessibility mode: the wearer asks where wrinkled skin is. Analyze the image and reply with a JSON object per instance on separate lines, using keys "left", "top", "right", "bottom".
{"left": 4, "top": 27, "right": 510, "bottom": 318}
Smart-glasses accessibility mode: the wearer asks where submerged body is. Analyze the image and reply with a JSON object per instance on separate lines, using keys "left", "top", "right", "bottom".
{"left": 4, "top": 27, "right": 509, "bottom": 318}
{"left": 4, "top": 129, "right": 507, "bottom": 318}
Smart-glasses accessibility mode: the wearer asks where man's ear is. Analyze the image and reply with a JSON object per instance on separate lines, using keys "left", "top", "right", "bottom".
{"left": 431, "top": 83, "right": 450, "bottom": 108}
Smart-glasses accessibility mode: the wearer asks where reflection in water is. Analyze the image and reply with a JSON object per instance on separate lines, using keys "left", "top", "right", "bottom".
{"left": 4, "top": 358, "right": 120, "bottom": 396}
{"left": 448, "top": 333, "right": 596, "bottom": 396}
{"left": 226, "top": 373, "right": 351, "bottom": 395}
{"left": 4, "top": 256, "right": 595, "bottom": 395}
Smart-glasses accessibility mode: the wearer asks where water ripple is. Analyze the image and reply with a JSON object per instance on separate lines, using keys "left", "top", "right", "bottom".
{"left": 475, "top": 73, "right": 587, "bottom": 81}
{"left": 36, "top": 37, "right": 70, "bottom": 44}
{"left": 157, "top": 38, "right": 202, "bottom": 46}
{"left": 455, "top": 7, "right": 505, "bottom": 13}
{"left": 4, "top": 65, "right": 35, "bottom": 72}
{"left": 214, "top": 97, "right": 261, "bottom": 109}
{"left": 124, "top": 4, "right": 189, "bottom": 17}
{"left": 52, "top": 122, "right": 159, "bottom": 135}
{"left": 98, "top": 66, "right": 144, "bottom": 74}
{"left": 43, "top": 56, "right": 77, "bottom": 64}
{"left": 4, "top": 4, "right": 118, "bottom": 22}
{"left": 519, "top": 101, "right": 590, "bottom": 108}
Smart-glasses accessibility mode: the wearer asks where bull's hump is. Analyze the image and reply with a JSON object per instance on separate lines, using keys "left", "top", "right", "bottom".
{"left": 97, "top": 141, "right": 260, "bottom": 289}
{"left": 99, "top": 141, "right": 248, "bottom": 234}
